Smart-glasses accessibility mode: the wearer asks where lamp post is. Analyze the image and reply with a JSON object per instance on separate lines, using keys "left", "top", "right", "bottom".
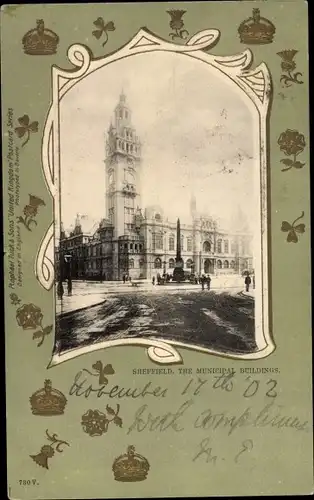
{"left": 64, "top": 254, "right": 72, "bottom": 296}
{"left": 57, "top": 246, "right": 64, "bottom": 300}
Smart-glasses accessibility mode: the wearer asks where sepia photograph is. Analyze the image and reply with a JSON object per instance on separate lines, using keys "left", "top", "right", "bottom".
{"left": 54, "top": 50, "right": 265, "bottom": 361}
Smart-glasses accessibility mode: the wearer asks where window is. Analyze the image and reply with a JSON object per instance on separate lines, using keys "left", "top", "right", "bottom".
{"left": 203, "top": 241, "right": 211, "bottom": 252}
{"left": 217, "top": 239, "right": 222, "bottom": 253}
{"left": 155, "top": 213, "right": 161, "bottom": 221}
{"left": 152, "top": 232, "right": 163, "bottom": 250}
{"left": 186, "top": 259, "right": 193, "bottom": 268}
{"left": 130, "top": 243, "right": 133, "bottom": 250}
{"left": 169, "top": 234, "right": 175, "bottom": 251}
{"left": 129, "top": 259, "right": 134, "bottom": 269}
{"left": 124, "top": 243, "right": 127, "bottom": 250}
{"left": 217, "top": 259, "right": 222, "bottom": 269}
{"left": 139, "top": 244, "right": 142, "bottom": 251}
{"left": 224, "top": 240, "right": 229, "bottom": 253}
{"left": 135, "top": 244, "right": 137, "bottom": 250}
{"left": 187, "top": 238, "right": 192, "bottom": 252}
{"left": 119, "top": 109, "right": 123, "bottom": 118}
{"left": 230, "top": 260, "right": 235, "bottom": 269}
{"left": 154, "top": 258, "right": 162, "bottom": 269}
{"left": 169, "top": 258, "right": 175, "bottom": 269}
{"left": 224, "top": 260, "right": 229, "bottom": 269}
{"left": 126, "top": 143, "right": 129, "bottom": 152}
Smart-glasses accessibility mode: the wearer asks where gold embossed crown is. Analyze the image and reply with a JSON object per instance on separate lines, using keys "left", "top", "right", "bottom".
{"left": 112, "top": 446, "right": 150, "bottom": 482}
{"left": 30, "top": 380, "right": 67, "bottom": 416}
{"left": 238, "top": 8, "right": 275, "bottom": 45}
{"left": 22, "top": 20, "right": 59, "bottom": 55}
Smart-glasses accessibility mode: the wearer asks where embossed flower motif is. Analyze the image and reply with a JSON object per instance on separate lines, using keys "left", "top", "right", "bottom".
{"left": 281, "top": 212, "right": 305, "bottom": 243}
{"left": 10, "top": 293, "right": 21, "bottom": 305}
{"left": 277, "top": 49, "right": 297, "bottom": 72}
{"left": 81, "top": 410, "right": 108, "bottom": 437}
{"left": 167, "top": 10, "right": 189, "bottom": 40}
{"left": 16, "top": 303, "right": 43, "bottom": 330}
{"left": 92, "top": 17, "right": 115, "bottom": 47}
{"left": 278, "top": 129, "right": 306, "bottom": 156}
{"left": 278, "top": 129, "right": 306, "bottom": 172}
{"left": 40, "top": 445, "right": 55, "bottom": 458}
{"left": 14, "top": 115, "right": 39, "bottom": 147}
{"left": 23, "top": 204, "right": 38, "bottom": 217}
{"left": 277, "top": 50, "right": 303, "bottom": 86}
{"left": 17, "top": 194, "right": 45, "bottom": 232}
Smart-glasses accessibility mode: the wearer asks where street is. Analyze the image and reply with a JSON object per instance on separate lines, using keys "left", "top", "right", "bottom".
{"left": 55, "top": 286, "right": 256, "bottom": 356}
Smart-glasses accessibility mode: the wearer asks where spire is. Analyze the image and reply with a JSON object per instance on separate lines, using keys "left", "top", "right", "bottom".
{"left": 75, "top": 213, "right": 81, "bottom": 227}
{"left": 190, "top": 193, "right": 197, "bottom": 218}
{"left": 120, "top": 89, "right": 126, "bottom": 104}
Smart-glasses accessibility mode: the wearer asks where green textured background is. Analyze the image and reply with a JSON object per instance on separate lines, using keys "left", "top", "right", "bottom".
{"left": 2, "top": 1, "right": 312, "bottom": 498}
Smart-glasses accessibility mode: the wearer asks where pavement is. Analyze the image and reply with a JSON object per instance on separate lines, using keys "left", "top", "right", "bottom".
{"left": 56, "top": 279, "right": 255, "bottom": 316}
{"left": 55, "top": 286, "right": 257, "bottom": 356}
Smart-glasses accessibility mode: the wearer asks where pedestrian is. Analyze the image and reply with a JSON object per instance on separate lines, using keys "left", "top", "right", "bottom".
{"left": 129, "top": 276, "right": 132, "bottom": 282}
{"left": 206, "top": 274, "right": 211, "bottom": 290}
{"left": 157, "top": 273, "right": 161, "bottom": 285}
{"left": 201, "top": 275, "right": 205, "bottom": 291}
{"left": 67, "top": 278, "right": 72, "bottom": 296}
{"left": 245, "top": 274, "right": 251, "bottom": 292}
{"left": 123, "top": 274, "right": 125, "bottom": 284}
{"left": 152, "top": 276, "right": 155, "bottom": 285}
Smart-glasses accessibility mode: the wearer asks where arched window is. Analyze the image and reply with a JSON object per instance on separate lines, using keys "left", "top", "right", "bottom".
{"left": 224, "top": 260, "right": 229, "bottom": 269}
{"left": 186, "top": 259, "right": 193, "bottom": 268}
{"left": 224, "top": 240, "right": 229, "bottom": 253}
{"left": 154, "top": 258, "right": 162, "bottom": 269}
{"left": 126, "top": 143, "right": 129, "bottom": 152}
{"left": 217, "top": 239, "right": 222, "bottom": 253}
{"left": 187, "top": 238, "right": 192, "bottom": 252}
{"left": 169, "top": 258, "right": 175, "bottom": 269}
{"left": 119, "top": 109, "right": 123, "bottom": 119}
{"left": 230, "top": 260, "right": 235, "bottom": 269}
{"left": 169, "top": 234, "right": 175, "bottom": 251}
{"left": 217, "top": 259, "right": 222, "bottom": 269}
{"left": 129, "top": 259, "right": 134, "bottom": 269}
{"left": 203, "top": 241, "right": 211, "bottom": 252}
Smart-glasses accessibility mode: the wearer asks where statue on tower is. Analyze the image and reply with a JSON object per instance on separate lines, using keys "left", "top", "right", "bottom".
{"left": 173, "top": 218, "right": 185, "bottom": 282}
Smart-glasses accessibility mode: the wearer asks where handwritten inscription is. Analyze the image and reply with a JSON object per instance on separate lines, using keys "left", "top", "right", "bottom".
{"left": 6, "top": 108, "right": 23, "bottom": 289}
{"left": 68, "top": 369, "right": 309, "bottom": 464}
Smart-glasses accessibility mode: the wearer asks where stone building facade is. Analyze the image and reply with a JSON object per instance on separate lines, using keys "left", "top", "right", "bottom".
{"left": 57, "top": 92, "right": 253, "bottom": 281}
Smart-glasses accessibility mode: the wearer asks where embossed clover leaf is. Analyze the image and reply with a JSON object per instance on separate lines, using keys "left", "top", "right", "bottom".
{"left": 92, "top": 17, "right": 115, "bottom": 47}
{"left": 15, "top": 115, "right": 39, "bottom": 147}
{"left": 281, "top": 212, "right": 305, "bottom": 243}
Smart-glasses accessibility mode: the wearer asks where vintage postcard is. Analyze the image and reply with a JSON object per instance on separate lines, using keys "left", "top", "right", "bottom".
{"left": 2, "top": 1, "right": 312, "bottom": 498}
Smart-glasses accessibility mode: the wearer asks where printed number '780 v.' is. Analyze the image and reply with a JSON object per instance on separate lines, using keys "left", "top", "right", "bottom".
{"left": 19, "top": 479, "right": 39, "bottom": 486}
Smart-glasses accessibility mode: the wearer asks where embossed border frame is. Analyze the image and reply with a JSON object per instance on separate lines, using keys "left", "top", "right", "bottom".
{"left": 36, "top": 27, "right": 274, "bottom": 366}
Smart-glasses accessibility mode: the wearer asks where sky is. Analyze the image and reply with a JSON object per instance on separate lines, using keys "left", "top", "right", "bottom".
{"left": 59, "top": 51, "right": 259, "bottom": 234}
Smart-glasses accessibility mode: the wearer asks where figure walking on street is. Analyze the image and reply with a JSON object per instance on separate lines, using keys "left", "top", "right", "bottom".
{"left": 206, "top": 275, "right": 211, "bottom": 290}
{"left": 245, "top": 274, "right": 251, "bottom": 292}
{"left": 152, "top": 276, "right": 155, "bottom": 285}
{"left": 123, "top": 274, "right": 126, "bottom": 284}
{"left": 67, "top": 278, "right": 72, "bottom": 296}
{"left": 201, "top": 275, "right": 205, "bottom": 291}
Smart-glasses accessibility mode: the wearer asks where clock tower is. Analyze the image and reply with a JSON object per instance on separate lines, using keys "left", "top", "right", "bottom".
{"left": 105, "top": 91, "right": 142, "bottom": 239}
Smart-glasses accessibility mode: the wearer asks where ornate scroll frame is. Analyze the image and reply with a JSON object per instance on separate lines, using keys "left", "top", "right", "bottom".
{"left": 37, "top": 27, "right": 274, "bottom": 366}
